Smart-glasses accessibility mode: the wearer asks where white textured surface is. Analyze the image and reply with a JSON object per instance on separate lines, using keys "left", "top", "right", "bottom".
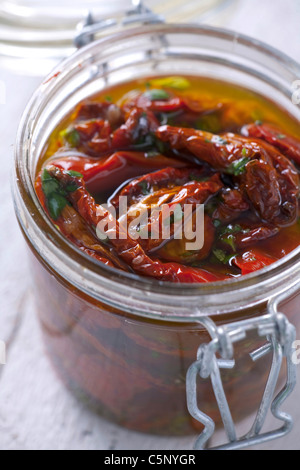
{"left": 0, "top": 0, "right": 300, "bottom": 451}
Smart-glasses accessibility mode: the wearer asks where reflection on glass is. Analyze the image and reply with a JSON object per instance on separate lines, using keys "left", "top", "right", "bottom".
{"left": 0, "top": 0, "right": 232, "bottom": 74}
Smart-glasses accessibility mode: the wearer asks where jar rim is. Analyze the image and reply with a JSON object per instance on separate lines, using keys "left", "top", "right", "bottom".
{"left": 14, "top": 23, "right": 300, "bottom": 320}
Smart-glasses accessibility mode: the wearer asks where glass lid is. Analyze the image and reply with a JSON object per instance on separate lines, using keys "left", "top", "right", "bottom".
{"left": 0, "top": 0, "right": 234, "bottom": 75}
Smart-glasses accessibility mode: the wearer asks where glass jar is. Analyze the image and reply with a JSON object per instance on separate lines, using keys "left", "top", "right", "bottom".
{"left": 13, "top": 23, "right": 300, "bottom": 446}
{"left": 0, "top": 0, "right": 233, "bottom": 74}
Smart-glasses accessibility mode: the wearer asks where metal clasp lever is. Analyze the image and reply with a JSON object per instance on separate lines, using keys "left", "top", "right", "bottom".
{"left": 74, "top": 0, "right": 164, "bottom": 48}
{"left": 187, "top": 286, "right": 298, "bottom": 450}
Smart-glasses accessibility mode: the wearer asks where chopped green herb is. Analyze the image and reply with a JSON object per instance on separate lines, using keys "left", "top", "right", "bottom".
{"left": 47, "top": 194, "right": 68, "bottom": 220}
{"left": 105, "top": 95, "right": 112, "bottom": 102}
{"left": 195, "top": 114, "right": 221, "bottom": 134}
{"left": 222, "top": 234, "right": 236, "bottom": 251}
{"left": 154, "top": 137, "right": 166, "bottom": 154}
{"left": 220, "top": 224, "right": 242, "bottom": 235}
{"left": 242, "top": 148, "right": 247, "bottom": 157}
{"left": 173, "top": 205, "right": 183, "bottom": 223}
{"left": 189, "top": 173, "right": 209, "bottom": 183}
{"left": 149, "top": 76, "right": 191, "bottom": 91}
{"left": 213, "top": 219, "right": 222, "bottom": 228}
{"left": 220, "top": 224, "right": 250, "bottom": 236}
{"left": 144, "top": 89, "right": 170, "bottom": 101}
{"left": 145, "top": 150, "right": 160, "bottom": 158}
{"left": 139, "top": 181, "right": 149, "bottom": 195}
{"left": 163, "top": 206, "right": 183, "bottom": 227}
{"left": 60, "top": 128, "right": 81, "bottom": 148}
{"left": 181, "top": 251, "right": 195, "bottom": 259}
{"left": 277, "top": 134, "right": 286, "bottom": 139}
{"left": 213, "top": 249, "right": 227, "bottom": 262}
{"left": 212, "top": 135, "right": 228, "bottom": 146}
{"left": 66, "top": 170, "right": 83, "bottom": 178}
{"left": 227, "top": 157, "right": 251, "bottom": 176}
{"left": 255, "top": 120, "right": 263, "bottom": 126}
{"left": 41, "top": 169, "right": 60, "bottom": 197}
{"left": 41, "top": 168, "right": 69, "bottom": 220}
{"left": 65, "top": 184, "right": 79, "bottom": 193}
{"left": 213, "top": 249, "right": 234, "bottom": 265}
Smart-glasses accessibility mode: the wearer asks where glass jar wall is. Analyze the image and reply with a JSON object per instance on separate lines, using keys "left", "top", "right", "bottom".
{"left": 13, "top": 24, "right": 300, "bottom": 436}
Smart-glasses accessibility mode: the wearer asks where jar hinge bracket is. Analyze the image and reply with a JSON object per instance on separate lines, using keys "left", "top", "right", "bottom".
{"left": 74, "top": 0, "right": 164, "bottom": 48}
{"left": 186, "top": 284, "right": 298, "bottom": 450}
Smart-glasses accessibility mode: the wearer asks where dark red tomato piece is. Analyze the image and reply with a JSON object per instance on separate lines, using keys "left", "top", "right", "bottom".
{"left": 233, "top": 250, "right": 278, "bottom": 275}
{"left": 48, "top": 151, "right": 186, "bottom": 194}
{"left": 243, "top": 122, "right": 300, "bottom": 166}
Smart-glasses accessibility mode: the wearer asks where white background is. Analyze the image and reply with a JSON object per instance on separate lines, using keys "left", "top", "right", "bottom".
{"left": 0, "top": 0, "right": 300, "bottom": 450}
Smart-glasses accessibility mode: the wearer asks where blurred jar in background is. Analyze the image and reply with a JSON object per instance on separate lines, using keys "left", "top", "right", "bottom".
{"left": 0, "top": 0, "right": 233, "bottom": 74}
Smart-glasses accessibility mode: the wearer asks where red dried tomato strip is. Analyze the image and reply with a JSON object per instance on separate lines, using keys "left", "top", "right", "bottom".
{"left": 36, "top": 176, "right": 128, "bottom": 270}
{"left": 75, "top": 102, "right": 124, "bottom": 129}
{"left": 123, "top": 93, "right": 188, "bottom": 114}
{"left": 69, "top": 108, "right": 161, "bottom": 157}
{"left": 220, "top": 225, "right": 279, "bottom": 252}
{"left": 156, "top": 125, "right": 299, "bottom": 226}
{"left": 58, "top": 205, "right": 128, "bottom": 270}
{"left": 243, "top": 122, "right": 300, "bottom": 166}
{"left": 110, "top": 166, "right": 209, "bottom": 208}
{"left": 111, "top": 108, "right": 160, "bottom": 149}
{"left": 45, "top": 166, "right": 228, "bottom": 283}
{"left": 49, "top": 151, "right": 186, "bottom": 195}
{"left": 233, "top": 250, "right": 278, "bottom": 275}
{"left": 213, "top": 189, "right": 250, "bottom": 223}
{"left": 113, "top": 169, "right": 222, "bottom": 255}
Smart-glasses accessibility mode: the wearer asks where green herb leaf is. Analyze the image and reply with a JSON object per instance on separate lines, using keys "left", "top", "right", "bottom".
{"left": 60, "top": 128, "right": 81, "bottom": 147}
{"left": 212, "top": 135, "right": 228, "bottom": 146}
{"left": 144, "top": 89, "right": 170, "bottom": 101}
{"left": 145, "top": 150, "right": 160, "bottom": 158}
{"left": 163, "top": 206, "right": 183, "bottom": 226}
{"left": 213, "top": 219, "right": 222, "bottom": 228}
{"left": 227, "top": 157, "right": 251, "bottom": 176}
{"left": 139, "top": 181, "right": 149, "bottom": 195}
{"left": 47, "top": 194, "right": 68, "bottom": 220}
{"left": 149, "top": 76, "right": 191, "bottom": 90}
{"left": 213, "top": 249, "right": 234, "bottom": 265}
{"left": 195, "top": 114, "right": 221, "bottom": 134}
{"left": 220, "top": 224, "right": 242, "bottom": 236}
{"left": 219, "top": 224, "right": 251, "bottom": 236}
{"left": 277, "top": 134, "right": 286, "bottom": 139}
{"left": 222, "top": 234, "right": 236, "bottom": 251}
{"left": 41, "top": 169, "right": 60, "bottom": 197}
{"left": 65, "top": 184, "right": 79, "bottom": 193}
{"left": 173, "top": 205, "right": 183, "bottom": 223}
{"left": 42, "top": 168, "right": 68, "bottom": 220}
{"left": 66, "top": 170, "right": 83, "bottom": 178}
{"left": 155, "top": 137, "right": 166, "bottom": 154}
{"left": 213, "top": 249, "right": 227, "bottom": 263}
{"left": 189, "top": 173, "right": 208, "bottom": 183}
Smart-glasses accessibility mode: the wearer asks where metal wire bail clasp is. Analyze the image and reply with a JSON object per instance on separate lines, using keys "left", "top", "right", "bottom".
{"left": 74, "top": 0, "right": 164, "bottom": 48}
{"left": 186, "top": 284, "right": 298, "bottom": 450}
